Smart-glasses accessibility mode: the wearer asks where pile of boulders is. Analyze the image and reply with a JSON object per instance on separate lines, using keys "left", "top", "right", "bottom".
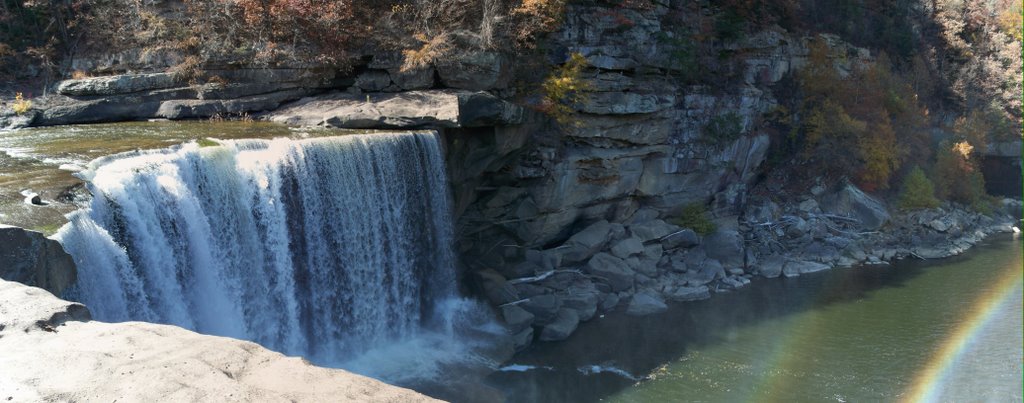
{"left": 482, "top": 182, "right": 1020, "bottom": 351}
{"left": 476, "top": 209, "right": 759, "bottom": 350}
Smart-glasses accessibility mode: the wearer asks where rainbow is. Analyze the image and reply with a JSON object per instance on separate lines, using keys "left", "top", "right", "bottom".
{"left": 901, "top": 263, "right": 1024, "bottom": 403}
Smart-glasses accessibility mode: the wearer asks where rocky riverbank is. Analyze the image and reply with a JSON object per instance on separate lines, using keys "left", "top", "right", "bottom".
{"left": 0, "top": 278, "right": 438, "bottom": 402}
{"left": 479, "top": 183, "right": 1021, "bottom": 351}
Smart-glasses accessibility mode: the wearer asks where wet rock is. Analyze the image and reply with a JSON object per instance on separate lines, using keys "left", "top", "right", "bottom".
{"left": 664, "top": 285, "right": 710, "bottom": 302}
{"left": 626, "top": 291, "right": 668, "bottom": 316}
{"left": 475, "top": 269, "right": 520, "bottom": 305}
{"left": 720, "top": 276, "right": 745, "bottom": 290}
{"left": 561, "top": 285, "right": 602, "bottom": 321}
{"left": 0, "top": 225, "right": 77, "bottom": 296}
{"left": 758, "top": 255, "right": 786, "bottom": 278}
{"left": 501, "top": 305, "right": 535, "bottom": 334}
{"left": 782, "top": 260, "right": 830, "bottom": 277}
{"left": 584, "top": 253, "right": 635, "bottom": 292}
{"left": 520, "top": 294, "right": 562, "bottom": 325}
{"left": 600, "top": 293, "right": 621, "bottom": 311}
{"left": 661, "top": 229, "right": 699, "bottom": 250}
{"left": 510, "top": 327, "right": 534, "bottom": 351}
{"left": 801, "top": 242, "right": 840, "bottom": 263}
{"left": 539, "top": 309, "right": 580, "bottom": 341}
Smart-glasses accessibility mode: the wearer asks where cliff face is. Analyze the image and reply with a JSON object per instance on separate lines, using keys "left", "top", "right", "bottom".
{"left": 0, "top": 279, "right": 439, "bottom": 402}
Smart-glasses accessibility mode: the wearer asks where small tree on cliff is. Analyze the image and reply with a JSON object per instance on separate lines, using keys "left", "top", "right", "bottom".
{"left": 897, "top": 166, "right": 940, "bottom": 210}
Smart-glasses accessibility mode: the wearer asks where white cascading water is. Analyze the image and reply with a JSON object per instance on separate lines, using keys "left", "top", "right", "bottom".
{"left": 56, "top": 132, "right": 497, "bottom": 381}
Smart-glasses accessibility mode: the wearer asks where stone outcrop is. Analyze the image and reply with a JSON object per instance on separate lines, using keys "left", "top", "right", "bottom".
{"left": 819, "top": 183, "right": 891, "bottom": 230}
{"left": 266, "top": 90, "right": 522, "bottom": 129}
{"left": 0, "top": 225, "right": 76, "bottom": 296}
{"left": 0, "top": 279, "right": 437, "bottom": 402}
{"left": 6, "top": 69, "right": 342, "bottom": 128}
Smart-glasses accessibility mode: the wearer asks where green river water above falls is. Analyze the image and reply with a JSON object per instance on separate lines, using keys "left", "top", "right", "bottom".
{"left": 488, "top": 236, "right": 1023, "bottom": 403}
{"left": 0, "top": 122, "right": 347, "bottom": 231}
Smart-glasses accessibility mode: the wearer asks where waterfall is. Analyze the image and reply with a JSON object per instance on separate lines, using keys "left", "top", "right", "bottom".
{"left": 56, "top": 132, "right": 482, "bottom": 370}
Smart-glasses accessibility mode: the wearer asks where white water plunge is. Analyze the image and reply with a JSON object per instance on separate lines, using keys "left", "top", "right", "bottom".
{"left": 57, "top": 132, "right": 497, "bottom": 379}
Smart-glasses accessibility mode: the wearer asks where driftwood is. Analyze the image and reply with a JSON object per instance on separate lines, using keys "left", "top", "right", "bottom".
{"left": 507, "top": 269, "right": 584, "bottom": 285}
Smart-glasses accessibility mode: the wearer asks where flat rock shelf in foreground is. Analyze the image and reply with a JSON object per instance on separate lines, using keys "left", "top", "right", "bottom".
{"left": 0, "top": 279, "right": 439, "bottom": 402}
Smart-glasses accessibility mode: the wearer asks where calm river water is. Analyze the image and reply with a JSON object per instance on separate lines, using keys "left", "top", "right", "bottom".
{"left": 488, "top": 236, "right": 1023, "bottom": 403}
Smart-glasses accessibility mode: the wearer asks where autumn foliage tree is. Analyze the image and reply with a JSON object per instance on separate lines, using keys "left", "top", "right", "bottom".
{"left": 780, "top": 38, "right": 930, "bottom": 192}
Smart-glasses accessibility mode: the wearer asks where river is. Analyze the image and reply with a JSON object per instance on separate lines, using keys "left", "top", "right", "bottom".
{"left": 488, "top": 236, "right": 1023, "bottom": 403}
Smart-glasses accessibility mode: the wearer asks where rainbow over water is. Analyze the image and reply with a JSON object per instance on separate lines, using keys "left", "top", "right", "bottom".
{"left": 901, "top": 259, "right": 1024, "bottom": 403}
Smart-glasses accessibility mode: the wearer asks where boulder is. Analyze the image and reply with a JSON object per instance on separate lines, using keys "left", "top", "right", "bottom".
{"left": 600, "top": 293, "right": 621, "bottom": 311}
{"left": 525, "top": 249, "right": 561, "bottom": 272}
{"left": 798, "top": 199, "right": 820, "bottom": 213}
{"left": 498, "top": 261, "right": 542, "bottom": 280}
{"left": 642, "top": 244, "right": 664, "bottom": 265}
{"left": 785, "top": 216, "right": 809, "bottom": 238}
{"left": 626, "top": 291, "right": 668, "bottom": 316}
{"left": 557, "top": 220, "right": 614, "bottom": 264}
{"left": 539, "top": 309, "right": 580, "bottom": 341}
{"left": 703, "top": 229, "right": 745, "bottom": 268}
{"left": 661, "top": 229, "right": 700, "bottom": 249}
{"left": 820, "top": 184, "right": 890, "bottom": 230}
{"left": 519, "top": 294, "right": 562, "bottom": 325}
{"left": 757, "top": 254, "right": 787, "bottom": 278}
{"left": 629, "top": 219, "right": 680, "bottom": 243}
{"left": 610, "top": 237, "right": 645, "bottom": 259}
{"left": 560, "top": 285, "right": 601, "bottom": 322}
{"left": 928, "top": 219, "right": 951, "bottom": 232}
{"left": 510, "top": 327, "right": 534, "bottom": 351}
{"left": 782, "top": 260, "right": 831, "bottom": 277}
{"left": 664, "top": 285, "right": 710, "bottom": 302}
{"left": 0, "top": 225, "right": 77, "bottom": 296}
{"left": 682, "top": 258, "right": 725, "bottom": 286}
{"left": 500, "top": 305, "right": 535, "bottom": 334}
{"left": 475, "top": 269, "right": 519, "bottom": 305}
{"left": 584, "top": 253, "right": 635, "bottom": 292}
